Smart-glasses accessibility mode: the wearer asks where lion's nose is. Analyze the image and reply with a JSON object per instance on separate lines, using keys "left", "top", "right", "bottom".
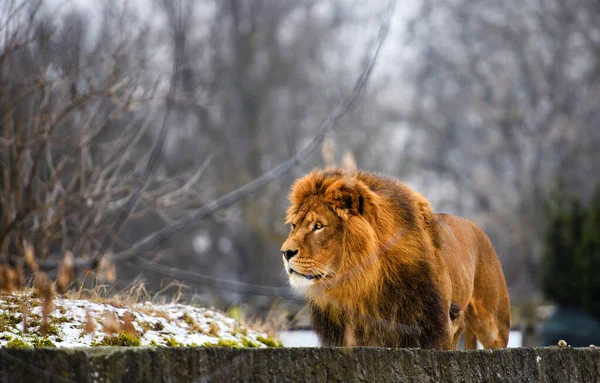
{"left": 282, "top": 249, "right": 298, "bottom": 261}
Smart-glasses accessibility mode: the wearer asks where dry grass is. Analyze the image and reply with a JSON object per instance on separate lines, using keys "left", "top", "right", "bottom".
{"left": 181, "top": 312, "right": 204, "bottom": 333}
{"left": 235, "top": 300, "right": 292, "bottom": 338}
{"left": 0, "top": 0, "right": 205, "bottom": 285}
{"left": 0, "top": 240, "right": 288, "bottom": 346}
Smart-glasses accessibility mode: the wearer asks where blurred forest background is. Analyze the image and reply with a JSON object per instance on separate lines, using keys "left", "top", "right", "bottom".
{"left": 1, "top": 0, "right": 600, "bottom": 342}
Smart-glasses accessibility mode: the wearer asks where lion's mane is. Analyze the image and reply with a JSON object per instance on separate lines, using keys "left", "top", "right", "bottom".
{"left": 287, "top": 168, "right": 449, "bottom": 348}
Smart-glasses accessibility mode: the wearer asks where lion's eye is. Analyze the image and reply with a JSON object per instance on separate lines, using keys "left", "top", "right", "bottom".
{"left": 290, "top": 223, "right": 296, "bottom": 231}
{"left": 312, "top": 222, "right": 324, "bottom": 232}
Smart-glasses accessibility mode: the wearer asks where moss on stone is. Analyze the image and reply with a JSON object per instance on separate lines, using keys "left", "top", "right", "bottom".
{"left": 241, "top": 337, "right": 260, "bottom": 348}
{"left": 165, "top": 337, "right": 184, "bottom": 347}
{"left": 216, "top": 339, "right": 240, "bottom": 347}
{"left": 257, "top": 336, "right": 283, "bottom": 348}
{"left": 5, "top": 338, "right": 32, "bottom": 348}
{"left": 32, "top": 337, "right": 56, "bottom": 348}
{"left": 202, "top": 339, "right": 240, "bottom": 347}
{"left": 98, "top": 332, "right": 141, "bottom": 347}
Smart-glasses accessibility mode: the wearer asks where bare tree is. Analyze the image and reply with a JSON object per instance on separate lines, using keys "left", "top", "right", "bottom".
{"left": 124, "top": 0, "right": 399, "bottom": 303}
{"left": 0, "top": 1, "right": 201, "bottom": 268}
{"left": 1, "top": 0, "right": 397, "bottom": 314}
{"left": 402, "top": 0, "right": 600, "bottom": 296}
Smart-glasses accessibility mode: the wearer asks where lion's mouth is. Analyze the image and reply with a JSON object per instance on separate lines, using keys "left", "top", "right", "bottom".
{"left": 289, "top": 268, "right": 325, "bottom": 281}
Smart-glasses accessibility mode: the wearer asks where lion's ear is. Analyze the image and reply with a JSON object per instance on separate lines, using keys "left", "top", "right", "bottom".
{"left": 325, "top": 179, "right": 370, "bottom": 217}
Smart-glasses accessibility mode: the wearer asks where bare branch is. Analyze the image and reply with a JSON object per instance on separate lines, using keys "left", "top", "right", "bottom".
{"left": 96, "top": 2, "right": 185, "bottom": 255}
{"left": 37, "top": 0, "right": 396, "bottom": 271}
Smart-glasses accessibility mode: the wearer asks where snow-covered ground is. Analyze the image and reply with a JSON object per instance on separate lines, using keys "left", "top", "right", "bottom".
{"left": 279, "top": 330, "right": 320, "bottom": 347}
{"left": 0, "top": 293, "right": 279, "bottom": 348}
{"left": 1, "top": 292, "right": 523, "bottom": 349}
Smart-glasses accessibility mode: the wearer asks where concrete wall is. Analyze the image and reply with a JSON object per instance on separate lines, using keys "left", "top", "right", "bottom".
{"left": 0, "top": 347, "right": 598, "bottom": 382}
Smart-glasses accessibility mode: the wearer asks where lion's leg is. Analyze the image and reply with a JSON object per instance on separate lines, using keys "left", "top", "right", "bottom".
{"left": 449, "top": 312, "right": 466, "bottom": 350}
{"left": 464, "top": 327, "right": 477, "bottom": 350}
{"left": 466, "top": 298, "right": 509, "bottom": 349}
{"left": 450, "top": 323, "right": 464, "bottom": 350}
{"left": 439, "top": 325, "right": 457, "bottom": 350}
{"left": 466, "top": 231, "right": 511, "bottom": 349}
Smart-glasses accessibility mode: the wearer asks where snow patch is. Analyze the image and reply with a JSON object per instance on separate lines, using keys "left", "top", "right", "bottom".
{"left": 0, "top": 293, "right": 275, "bottom": 348}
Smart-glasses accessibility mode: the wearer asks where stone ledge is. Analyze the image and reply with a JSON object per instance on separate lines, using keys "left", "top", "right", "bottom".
{"left": 0, "top": 347, "right": 598, "bottom": 382}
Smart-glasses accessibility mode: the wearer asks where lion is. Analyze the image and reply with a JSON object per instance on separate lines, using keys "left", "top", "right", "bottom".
{"left": 281, "top": 168, "right": 510, "bottom": 349}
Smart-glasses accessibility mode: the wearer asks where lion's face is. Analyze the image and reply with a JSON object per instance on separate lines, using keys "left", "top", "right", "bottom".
{"left": 281, "top": 200, "right": 344, "bottom": 292}
{"left": 282, "top": 170, "right": 382, "bottom": 295}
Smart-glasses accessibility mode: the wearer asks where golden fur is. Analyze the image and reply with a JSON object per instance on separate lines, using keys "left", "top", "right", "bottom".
{"left": 281, "top": 168, "right": 510, "bottom": 349}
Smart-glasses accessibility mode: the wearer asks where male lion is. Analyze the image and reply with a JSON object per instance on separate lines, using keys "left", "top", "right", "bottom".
{"left": 281, "top": 168, "right": 510, "bottom": 349}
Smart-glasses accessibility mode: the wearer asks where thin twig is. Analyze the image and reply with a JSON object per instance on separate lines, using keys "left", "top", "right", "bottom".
{"left": 96, "top": 4, "right": 185, "bottom": 255}
{"left": 37, "top": 0, "right": 396, "bottom": 271}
